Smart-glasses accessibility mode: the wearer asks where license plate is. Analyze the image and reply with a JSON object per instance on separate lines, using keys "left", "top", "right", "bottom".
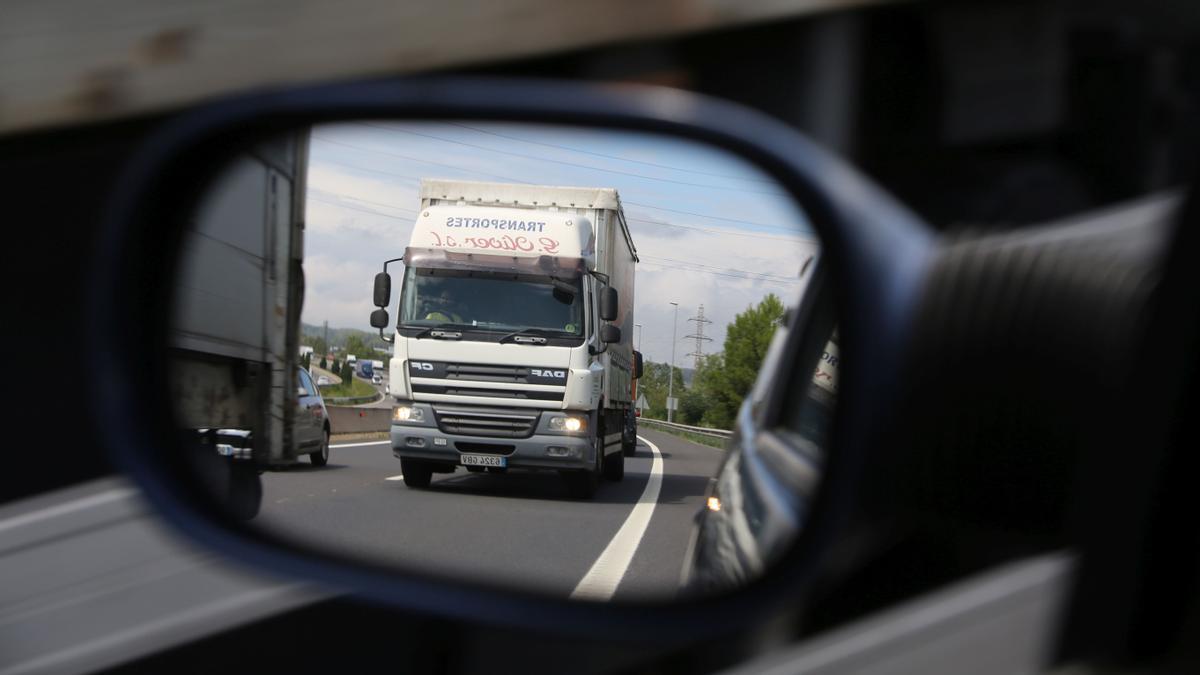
{"left": 460, "top": 454, "right": 506, "bottom": 467}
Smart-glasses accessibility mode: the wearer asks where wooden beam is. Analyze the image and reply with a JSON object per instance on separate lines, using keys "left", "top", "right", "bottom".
{"left": 0, "top": 0, "right": 884, "bottom": 136}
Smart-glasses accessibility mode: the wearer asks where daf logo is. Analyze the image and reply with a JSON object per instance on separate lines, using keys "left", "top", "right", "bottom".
{"left": 409, "top": 362, "right": 434, "bottom": 371}
{"left": 531, "top": 369, "right": 566, "bottom": 378}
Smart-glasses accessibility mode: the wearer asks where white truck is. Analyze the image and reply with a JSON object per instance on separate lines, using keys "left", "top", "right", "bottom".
{"left": 370, "top": 179, "right": 642, "bottom": 498}
{"left": 169, "top": 132, "right": 318, "bottom": 517}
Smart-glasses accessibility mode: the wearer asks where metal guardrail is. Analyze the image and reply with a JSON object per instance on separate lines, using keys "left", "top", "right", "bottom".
{"left": 323, "top": 392, "right": 383, "bottom": 406}
{"left": 638, "top": 417, "right": 734, "bottom": 440}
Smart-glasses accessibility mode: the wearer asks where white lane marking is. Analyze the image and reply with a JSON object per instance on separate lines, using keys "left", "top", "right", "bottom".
{"left": 570, "top": 435, "right": 664, "bottom": 601}
{"left": 0, "top": 488, "right": 137, "bottom": 534}
{"left": 331, "top": 440, "right": 391, "bottom": 448}
{"left": 385, "top": 475, "right": 405, "bottom": 481}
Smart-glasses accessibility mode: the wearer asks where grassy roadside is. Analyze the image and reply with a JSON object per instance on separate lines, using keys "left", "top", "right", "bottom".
{"left": 320, "top": 376, "right": 378, "bottom": 400}
{"left": 639, "top": 420, "right": 730, "bottom": 450}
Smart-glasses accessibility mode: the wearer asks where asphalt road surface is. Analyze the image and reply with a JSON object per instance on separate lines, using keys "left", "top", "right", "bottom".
{"left": 253, "top": 428, "right": 723, "bottom": 601}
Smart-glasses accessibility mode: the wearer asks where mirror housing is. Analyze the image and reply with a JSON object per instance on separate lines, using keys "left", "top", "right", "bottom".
{"left": 633, "top": 351, "right": 644, "bottom": 379}
{"left": 600, "top": 324, "right": 621, "bottom": 344}
{"left": 373, "top": 272, "right": 392, "bottom": 308}
{"left": 370, "top": 309, "right": 390, "bottom": 329}
{"left": 599, "top": 287, "right": 618, "bottom": 321}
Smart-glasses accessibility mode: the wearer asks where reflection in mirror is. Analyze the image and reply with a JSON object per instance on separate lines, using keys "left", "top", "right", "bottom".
{"left": 169, "top": 121, "right": 829, "bottom": 601}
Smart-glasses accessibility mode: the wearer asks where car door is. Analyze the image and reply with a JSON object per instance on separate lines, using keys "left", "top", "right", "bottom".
{"left": 295, "top": 368, "right": 321, "bottom": 451}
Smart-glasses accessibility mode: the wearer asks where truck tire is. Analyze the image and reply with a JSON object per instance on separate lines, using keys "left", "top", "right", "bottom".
{"left": 309, "top": 430, "right": 330, "bottom": 467}
{"left": 622, "top": 430, "right": 637, "bottom": 457}
{"left": 603, "top": 445, "right": 624, "bottom": 481}
{"left": 227, "top": 462, "right": 262, "bottom": 521}
{"left": 400, "top": 458, "right": 433, "bottom": 488}
{"left": 564, "top": 435, "right": 602, "bottom": 498}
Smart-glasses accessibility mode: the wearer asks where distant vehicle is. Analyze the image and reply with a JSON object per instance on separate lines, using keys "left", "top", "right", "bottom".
{"left": 685, "top": 322, "right": 836, "bottom": 594}
{"left": 384, "top": 383, "right": 390, "bottom": 396}
{"left": 316, "top": 375, "right": 332, "bottom": 386}
{"left": 372, "top": 374, "right": 383, "bottom": 385}
{"left": 346, "top": 354, "right": 357, "bottom": 364}
{"left": 357, "top": 360, "right": 374, "bottom": 378}
{"left": 295, "top": 367, "right": 332, "bottom": 467}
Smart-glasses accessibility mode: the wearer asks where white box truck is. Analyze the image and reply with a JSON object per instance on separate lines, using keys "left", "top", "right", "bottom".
{"left": 370, "top": 179, "right": 642, "bottom": 498}
{"left": 168, "top": 132, "right": 315, "bottom": 517}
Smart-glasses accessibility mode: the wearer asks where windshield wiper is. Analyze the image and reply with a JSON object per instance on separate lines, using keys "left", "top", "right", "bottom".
{"left": 497, "top": 327, "right": 561, "bottom": 345}
{"left": 408, "top": 322, "right": 474, "bottom": 339}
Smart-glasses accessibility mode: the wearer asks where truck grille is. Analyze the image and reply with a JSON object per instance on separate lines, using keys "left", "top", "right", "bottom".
{"left": 414, "top": 384, "right": 562, "bottom": 401}
{"left": 445, "top": 363, "right": 527, "bottom": 383}
{"left": 432, "top": 406, "right": 539, "bottom": 438}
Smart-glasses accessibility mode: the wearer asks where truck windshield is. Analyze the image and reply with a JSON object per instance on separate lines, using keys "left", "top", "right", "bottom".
{"left": 399, "top": 267, "right": 584, "bottom": 336}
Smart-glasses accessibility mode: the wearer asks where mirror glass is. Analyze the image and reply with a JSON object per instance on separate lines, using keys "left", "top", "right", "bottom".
{"left": 169, "top": 120, "right": 832, "bottom": 601}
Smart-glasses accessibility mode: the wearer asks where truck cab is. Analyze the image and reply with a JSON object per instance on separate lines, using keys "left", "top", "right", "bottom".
{"left": 371, "top": 179, "right": 638, "bottom": 498}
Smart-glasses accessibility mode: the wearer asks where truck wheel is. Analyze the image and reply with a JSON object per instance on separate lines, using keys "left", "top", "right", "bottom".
{"left": 604, "top": 445, "right": 625, "bottom": 481}
{"left": 564, "top": 437, "right": 602, "bottom": 498}
{"left": 308, "top": 430, "right": 330, "bottom": 467}
{"left": 622, "top": 431, "right": 637, "bottom": 457}
{"left": 400, "top": 458, "right": 432, "bottom": 488}
{"left": 227, "top": 462, "right": 262, "bottom": 521}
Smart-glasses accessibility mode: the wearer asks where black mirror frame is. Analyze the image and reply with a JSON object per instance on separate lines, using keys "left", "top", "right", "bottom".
{"left": 600, "top": 324, "right": 621, "bottom": 344}
{"left": 599, "top": 286, "right": 619, "bottom": 322}
{"left": 373, "top": 271, "right": 392, "bottom": 308}
{"left": 89, "top": 76, "right": 934, "bottom": 642}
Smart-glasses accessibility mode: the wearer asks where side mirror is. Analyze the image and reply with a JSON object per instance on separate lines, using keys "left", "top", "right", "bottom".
{"left": 370, "top": 309, "right": 390, "bottom": 329}
{"left": 373, "top": 272, "right": 392, "bottom": 308}
{"left": 599, "top": 287, "right": 618, "bottom": 322}
{"left": 633, "top": 350, "right": 644, "bottom": 379}
{"left": 600, "top": 324, "right": 621, "bottom": 344}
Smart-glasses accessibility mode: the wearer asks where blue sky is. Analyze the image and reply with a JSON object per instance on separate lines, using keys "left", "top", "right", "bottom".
{"left": 302, "top": 121, "right": 820, "bottom": 365}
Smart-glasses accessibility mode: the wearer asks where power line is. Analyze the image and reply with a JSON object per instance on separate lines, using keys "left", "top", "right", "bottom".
{"left": 309, "top": 188, "right": 419, "bottom": 215}
{"left": 308, "top": 154, "right": 814, "bottom": 241}
{"left": 627, "top": 216, "right": 815, "bottom": 243}
{"left": 638, "top": 260, "right": 802, "bottom": 285}
{"left": 684, "top": 305, "right": 714, "bottom": 371}
{"left": 640, "top": 254, "right": 802, "bottom": 283}
{"left": 308, "top": 194, "right": 414, "bottom": 221}
{"left": 356, "top": 122, "right": 788, "bottom": 196}
{"left": 314, "top": 135, "right": 527, "bottom": 184}
{"left": 446, "top": 122, "right": 779, "bottom": 185}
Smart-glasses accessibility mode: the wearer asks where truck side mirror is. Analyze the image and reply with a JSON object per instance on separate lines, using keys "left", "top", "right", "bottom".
{"left": 373, "top": 272, "right": 392, "bottom": 308}
{"left": 600, "top": 324, "right": 621, "bottom": 343}
{"left": 370, "top": 309, "right": 390, "bottom": 329}
{"left": 633, "top": 351, "right": 644, "bottom": 379}
{"left": 599, "top": 287, "right": 618, "bottom": 321}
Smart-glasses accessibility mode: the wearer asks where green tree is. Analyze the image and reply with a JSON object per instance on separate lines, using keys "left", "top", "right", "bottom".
{"left": 703, "top": 293, "right": 786, "bottom": 427}
{"left": 636, "top": 361, "right": 685, "bottom": 420}
{"left": 320, "top": 355, "right": 328, "bottom": 370}
{"left": 341, "top": 360, "right": 354, "bottom": 384}
{"left": 679, "top": 353, "right": 726, "bottom": 426}
{"left": 311, "top": 337, "right": 328, "bottom": 359}
{"left": 331, "top": 359, "right": 340, "bottom": 374}
{"left": 344, "top": 334, "right": 371, "bottom": 362}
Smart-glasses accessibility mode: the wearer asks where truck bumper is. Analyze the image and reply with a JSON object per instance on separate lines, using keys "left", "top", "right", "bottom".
{"left": 390, "top": 424, "right": 595, "bottom": 470}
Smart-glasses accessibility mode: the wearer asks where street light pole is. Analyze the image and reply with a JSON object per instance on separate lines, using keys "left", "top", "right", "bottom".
{"left": 635, "top": 323, "right": 643, "bottom": 351}
{"left": 668, "top": 302, "right": 678, "bottom": 423}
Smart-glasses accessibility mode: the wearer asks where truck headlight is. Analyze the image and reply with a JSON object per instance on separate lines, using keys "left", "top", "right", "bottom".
{"left": 549, "top": 415, "right": 587, "bottom": 432}
{"left": 393, "top": 405, "right": 424, "bottom": 423}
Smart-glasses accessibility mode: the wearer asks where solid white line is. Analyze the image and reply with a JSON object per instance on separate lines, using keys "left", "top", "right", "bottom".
{"left": 0, "top": 488, "right": 137, "bottom": 535}
{"left": 331, "top": 440, "right": 391, "bottom": 448}
{"left": 385, "top": 474, "right": 405, "bottom": 481}
{"left": 569, "top": 435, "right": 664, "bottom": 601}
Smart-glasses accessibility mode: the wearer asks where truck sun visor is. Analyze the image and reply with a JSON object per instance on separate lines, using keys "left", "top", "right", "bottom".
{"left": 403, "top": 247, "right": 587, "bottom": 278}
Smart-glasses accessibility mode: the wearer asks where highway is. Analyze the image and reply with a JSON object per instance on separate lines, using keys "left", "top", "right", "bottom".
{"left": 253, "top": 428, "right": 723, "bottom": 601}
